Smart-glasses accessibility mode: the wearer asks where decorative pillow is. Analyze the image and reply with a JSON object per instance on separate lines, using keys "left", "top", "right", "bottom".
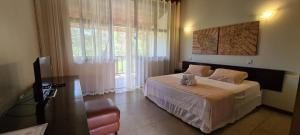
{"left": 209, "top": 68, "right": 248, "bottom": 84}
{"left": 181, "top": 74, "right": 196, "bottom": 86}
{"left": 208, "top": 70, "right": 215, "bottom": 76}
{"left": 184, "top": 65, "right": 211, "bottom": 77}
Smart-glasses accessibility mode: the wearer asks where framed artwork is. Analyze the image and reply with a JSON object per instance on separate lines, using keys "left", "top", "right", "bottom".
{"left": 218, "top": 21, "right": 259, "bottom": 55}
{"left": 192, "top": 28, "right": 219, "bottom": 55}
{"left": 192, "top": 21, "right": 259, "bottom": 56}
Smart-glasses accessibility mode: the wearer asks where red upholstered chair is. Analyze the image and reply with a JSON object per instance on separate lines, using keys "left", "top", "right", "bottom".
{"left": 85, "top": 98, "right": 120, "bottom": 135}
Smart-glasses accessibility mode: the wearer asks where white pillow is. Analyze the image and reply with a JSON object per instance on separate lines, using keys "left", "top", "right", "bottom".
{"left": 209, "top": 68, "right": 248, "bottom": 84}
{"left": 184, "top": 65, "right": 211, "bottom": 77}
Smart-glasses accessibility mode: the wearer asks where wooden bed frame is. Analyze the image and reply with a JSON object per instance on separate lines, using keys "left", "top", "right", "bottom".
{"left": 182, "top": 61, "right": 285, "bottom": 92}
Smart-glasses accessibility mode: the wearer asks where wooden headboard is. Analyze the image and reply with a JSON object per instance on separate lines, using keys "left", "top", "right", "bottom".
{"left": 182, "top": 61, "right": 285, "bottom": 92}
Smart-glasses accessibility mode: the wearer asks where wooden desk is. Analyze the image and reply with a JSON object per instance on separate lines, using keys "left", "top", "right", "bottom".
{"left": 0, "top": 76, "right": 90, "bottom": 135}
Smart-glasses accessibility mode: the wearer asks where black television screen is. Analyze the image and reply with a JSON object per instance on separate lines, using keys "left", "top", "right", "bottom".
{"left": 33, "top": 56, "right": 53, "bottom": 103}
{"left": 39, "top": 56, "right": 52, "bottom": 84}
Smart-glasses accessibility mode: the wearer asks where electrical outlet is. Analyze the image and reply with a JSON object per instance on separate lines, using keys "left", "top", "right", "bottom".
{"left": 247, "top": 59, "right": 254, "bottom": 65}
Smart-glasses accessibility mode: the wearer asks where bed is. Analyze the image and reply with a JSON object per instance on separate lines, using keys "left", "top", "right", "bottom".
{"left": 144, "top": 73, "right": 262, "bottom": 133}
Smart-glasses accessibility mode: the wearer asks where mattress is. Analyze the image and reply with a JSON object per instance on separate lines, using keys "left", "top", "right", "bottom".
{"left": 144, "top": 74, "right": 261, "bottom": 133}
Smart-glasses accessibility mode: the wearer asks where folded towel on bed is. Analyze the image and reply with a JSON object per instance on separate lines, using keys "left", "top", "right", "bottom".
{"left": 181, "top": 74, "right": 196, "bottom": 86}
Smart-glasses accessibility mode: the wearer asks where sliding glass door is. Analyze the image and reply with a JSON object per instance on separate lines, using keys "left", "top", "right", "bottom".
{"left": 68, "top": 0, "right": 171, "bottom": 94}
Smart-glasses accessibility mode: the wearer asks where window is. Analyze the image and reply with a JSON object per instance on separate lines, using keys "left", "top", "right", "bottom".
{"left": 68, "top": 0, "right": 170, "bottom": 62}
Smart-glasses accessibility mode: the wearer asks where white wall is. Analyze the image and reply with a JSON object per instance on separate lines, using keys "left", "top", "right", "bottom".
{"left": 0, "top": 0, "right": 39, "bottom": 115}
{"left": 180, "top": 0, "right": 300, "bottom": 111}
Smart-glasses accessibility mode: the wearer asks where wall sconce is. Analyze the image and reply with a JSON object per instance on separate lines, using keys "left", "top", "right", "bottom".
{"left": 184, "top": 26, "right": 193, "bottom": 33}
{"left": 260, "top": 10, "right": 275, "bottom": 20}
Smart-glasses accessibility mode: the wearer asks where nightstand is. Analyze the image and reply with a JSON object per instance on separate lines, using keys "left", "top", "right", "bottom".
{"left": 174, "top": 69, "right": 183, "bottom": 73}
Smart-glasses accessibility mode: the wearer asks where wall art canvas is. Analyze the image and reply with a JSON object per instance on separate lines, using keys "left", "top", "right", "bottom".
{"left": 192, "top": 28, "right": 219, "bottom": 55}
{"left": 218, "top": 21, "right": 259, "bottom": 55}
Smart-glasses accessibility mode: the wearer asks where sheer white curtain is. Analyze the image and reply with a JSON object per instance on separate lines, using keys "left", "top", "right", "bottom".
{"left": 66, "top": 0, "right": 171, "bottom": 95}
{"left": 67, "top": 0, "right": 115, "bottom": 95}
{"left": 135, "top": 0, "right": 171, "bottom": 87}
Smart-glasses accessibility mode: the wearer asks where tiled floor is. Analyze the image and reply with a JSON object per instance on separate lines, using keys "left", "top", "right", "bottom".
{"left": 84, "top": 89, "right": 292, "bottom": 135}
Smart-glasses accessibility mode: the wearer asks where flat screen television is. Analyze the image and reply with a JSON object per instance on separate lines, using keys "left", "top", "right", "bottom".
{"left": 33, "top": 56, "right": 53, "bottom": 104}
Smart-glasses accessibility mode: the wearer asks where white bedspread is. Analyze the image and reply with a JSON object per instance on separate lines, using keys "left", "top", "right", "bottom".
{"left": 144, "top": 74, "right": 261, "bottom": 133}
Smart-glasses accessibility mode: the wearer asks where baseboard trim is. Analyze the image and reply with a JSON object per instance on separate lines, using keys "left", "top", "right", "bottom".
{"left": 259, "top": 104, "right": 293, "bottom": 115}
